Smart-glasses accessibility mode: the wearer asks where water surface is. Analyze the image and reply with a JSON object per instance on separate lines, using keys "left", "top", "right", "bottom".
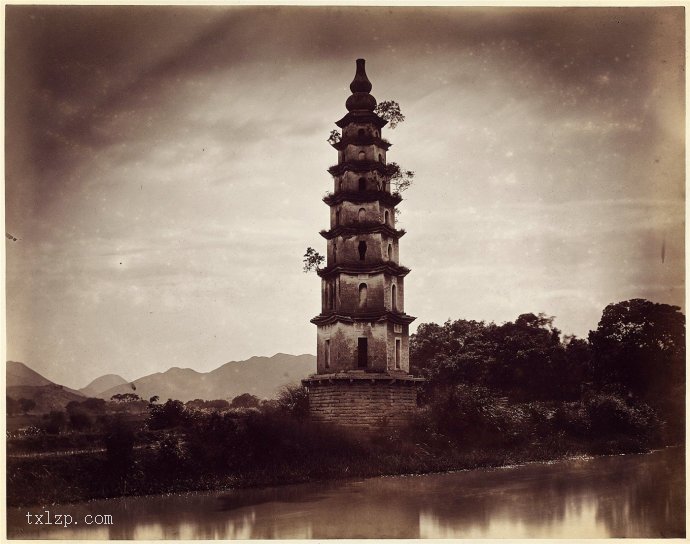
{"left": 8, "top": 446, "right": 684, "bottom": 539}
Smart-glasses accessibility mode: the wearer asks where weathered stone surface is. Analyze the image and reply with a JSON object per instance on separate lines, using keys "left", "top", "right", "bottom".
{"left": 304, "top": 378, "right": 420, "bottom": 429}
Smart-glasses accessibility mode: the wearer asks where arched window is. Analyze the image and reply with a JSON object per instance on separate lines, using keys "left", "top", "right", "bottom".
{"left": 358, "top": 283, "right": 367, "bottom": 309}
{"left": 374, "top": 130, "right": 379, "bottom": 138}
{"left": 392, "top": 284, "right": 397, "bottom": 311}
{"left": 335, "top": 210, "right": 340, "bottom": 226}
{"left": 330, "top": 282, "right": 336, "bottom": 310}
{"left": 388, "top": 243, "right": 393, "bottom": 261}
{"left": 339, "top": 179, "right": 343, "bottom": 191}
{"left": 333, "top": 243, "right": 337, "bottom": 263}
{"left": 358, "top": 208, "right": 366, "bottom": 222}
{"left": 358, "top": 150, "right": 366, "bottom": 160}
{"left": 358, "top": 241, "right": 367, "bottom": 261}
{"left": 359, "top": 178, "right": 366, "bottom": 191}
{"left": 384, "top": 210, "right": 389, "bottom": 225}
{"left": 378, "top": 153, "right": 383, "bottom": 163}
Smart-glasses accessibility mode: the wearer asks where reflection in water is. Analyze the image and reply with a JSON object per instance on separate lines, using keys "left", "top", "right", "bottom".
{"left": 7, "top": 446, "right": 684, "bottom": 539}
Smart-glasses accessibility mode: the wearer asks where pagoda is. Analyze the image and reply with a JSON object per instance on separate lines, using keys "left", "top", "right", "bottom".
{"left": 302, "top": 59, "right": 423, "bottom": 429}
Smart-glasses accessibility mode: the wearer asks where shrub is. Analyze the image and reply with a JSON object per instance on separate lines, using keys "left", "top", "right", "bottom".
{"left": 42, "top": 411, "right": 67, "bottom": 434}
{"left": 276, "top": 384, "right": 309, "bottom": 419}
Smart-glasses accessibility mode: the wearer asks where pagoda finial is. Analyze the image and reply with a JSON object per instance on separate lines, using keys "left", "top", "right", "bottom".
{"left": 345, "top": 58, "right": 377, "bottom": 112}
{"left": 350, "top": 59, "right": 372, "bottom": 93}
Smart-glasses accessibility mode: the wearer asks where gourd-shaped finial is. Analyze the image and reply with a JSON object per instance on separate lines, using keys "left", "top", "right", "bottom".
{"left": 346, "top": 59, "right": 377, "bottom": 112}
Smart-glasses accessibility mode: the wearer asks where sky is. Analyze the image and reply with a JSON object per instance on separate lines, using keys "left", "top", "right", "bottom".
{"left": 5, "top": 6, "right": 685, "bottom": 389}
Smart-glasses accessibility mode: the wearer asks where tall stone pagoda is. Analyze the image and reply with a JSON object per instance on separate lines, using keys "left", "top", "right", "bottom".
{"left": 302, "top": 59, "right": 423, "bottom": 429}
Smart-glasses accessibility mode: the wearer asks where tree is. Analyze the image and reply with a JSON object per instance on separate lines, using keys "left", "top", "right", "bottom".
{"left": 230, "top": 393, "right": 261, "bottom": 409}
{"left": 18, "top": 398, "right": 36, "bottom": 414}
{"left": 589, "top": 299, "right": 684, "bottom": 393}
{"left": 147, "top": 399, "right": 187, "bottom": 430}
{"left": 375, "top": 100, "right": 405, "bottom": 128}
{"left": 276, "top": 384, "right": 310, "bottom": 419}
{"left": 149, "top": 395, "right": 159, "bottom": 404}
{"left": 111, "top": 393, "right": 141, "bottom": 403}
{"left": 302, "top": 247, "right": 325, "bottom": 273}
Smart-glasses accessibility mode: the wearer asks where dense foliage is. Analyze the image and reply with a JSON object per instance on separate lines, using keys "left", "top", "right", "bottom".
{"left": 410, "top": 299, "right": 684, "bottom": 449}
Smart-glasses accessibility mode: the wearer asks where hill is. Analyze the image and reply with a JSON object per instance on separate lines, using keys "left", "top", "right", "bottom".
{"left": 7, "top": 361, "right": 83, "bottom": 396}
{"left": 79, "top": 374, "right": 128, "bottom": 397}
{"left": 97, "top": 353, "right": 315, "bottom": 402}
{"left": 7, "top": 384, "right": 85, "bottom": 413}
{"left": 7, "top": 361, "right": 55, "bottom": 388}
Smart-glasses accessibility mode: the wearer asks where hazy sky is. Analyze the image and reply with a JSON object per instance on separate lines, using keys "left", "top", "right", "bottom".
{"left": 5, "top": 6, "right": 684, "bottom": 389}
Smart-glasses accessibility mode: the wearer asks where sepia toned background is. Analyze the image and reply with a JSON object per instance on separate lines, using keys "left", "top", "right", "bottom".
{"left": 5, "top": 6, "right": 684, "bottom": 389}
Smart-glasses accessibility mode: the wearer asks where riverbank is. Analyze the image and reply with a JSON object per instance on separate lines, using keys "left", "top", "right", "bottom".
{"left": 7, "top": 418, "right": 666, "bottom": 508}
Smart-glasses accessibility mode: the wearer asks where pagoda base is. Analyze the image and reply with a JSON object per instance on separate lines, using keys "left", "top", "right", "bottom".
{"left": 302, "top": 372, "right": 424, "bottom": 430}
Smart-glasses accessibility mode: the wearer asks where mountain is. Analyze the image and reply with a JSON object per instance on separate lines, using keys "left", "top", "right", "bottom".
{"left": 6, "top": 361, "right": 85, "bottom": 412}
{"left": 97, "top": 353, "right": 316, "bottom": 402}
{"left": 80, "top": 374, "right": 128, "bottom": 397}
{"left": 7, "top": 361, "right": 55, "bottom": 388}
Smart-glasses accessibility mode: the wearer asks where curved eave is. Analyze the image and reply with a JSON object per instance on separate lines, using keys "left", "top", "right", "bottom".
{"left": 320, "top": 224, "right": 405, "bottom": 240}
{"left": 310, "top": 311, "right": 417, "bottom": 326}
{"left": 335, "top": 111, "right": 388, "bottom": 129}
{"left": 331, "top": 137, "right": 391, "bottom": 151}
{"left": 317, "top": 263, "right": 411, "bottom": 278}
{"left": 323, "top": 191, "right": 403, "bottom": 207}
{"left": 328, "top": 160, "right": 389, "bottom": 177}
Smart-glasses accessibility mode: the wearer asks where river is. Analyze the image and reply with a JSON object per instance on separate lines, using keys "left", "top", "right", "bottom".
{"left": 7, "top": 446, "right": 684, "bottom": 539}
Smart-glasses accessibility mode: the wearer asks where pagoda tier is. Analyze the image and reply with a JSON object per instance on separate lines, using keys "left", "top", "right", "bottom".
{"left": 311, "top": 58, "right": 415, "bottom": 376}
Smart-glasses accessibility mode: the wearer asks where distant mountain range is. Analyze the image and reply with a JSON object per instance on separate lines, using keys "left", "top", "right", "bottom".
{"left": 96, "top": 353, "right": 315, "bottom": 402}
{"left": 6, "top": 354, "right": 316, "bottom": 409}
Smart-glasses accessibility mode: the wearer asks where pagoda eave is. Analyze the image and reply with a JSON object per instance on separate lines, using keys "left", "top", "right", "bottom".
{"left": 317, "top": 263, "right": 411, "bottom": 278}
{"left": 323, "top": 191, "right": 402, "bottom": 207}
{"left": 331, "top": 136, "right": 391, "bottom": 151}
{"left": 328, "top": 160, "right": 391, "bottom": 177}
{"left": 311, "top": 311, "right": 417, "bottom": 326}
{"left": 335, "top": 111, "right": 388, "bottom": 129}
{"left": 320, "top": 224, "right": 405, "bottom": 240}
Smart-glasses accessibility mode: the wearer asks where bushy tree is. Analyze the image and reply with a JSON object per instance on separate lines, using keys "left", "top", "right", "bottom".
{"left": 147, "top": 399, "right": 188, "bottom": 430}
{"left": 231, "top": 393, "right": 261, "bottom": 409}
{"left": 276, "top": 384, "right": 310, "bottom": 419}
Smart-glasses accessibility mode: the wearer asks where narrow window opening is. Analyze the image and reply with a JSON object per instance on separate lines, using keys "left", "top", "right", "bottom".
{"left": 388, "top": 244, "right": 393, "bottom": 261}
{"left": 358, "top": 337, "right": 368, "bottom": 368}
{"left": 358, "top": 241, "right": 367, "bottom": 261}
{"left": 384, "top": 210, "right": 389, "bottom": 224}
{"left": 358, "top": 150, "right": 366, "bottom": 160}
{"left": 358, "top": 283, "right": 367, "bottom": 309}
{"left": 339, "top": 179, "right": 343, "bottom": 191}
{"left": 325, "top": 339, "right": 331, "bottom": 369}
{"left": 392, "top": 284, "right": 397, "bottom": 311}
{"left": 358, "top": 208, "right": 366, "bottom": 222}
{"left": 335, "top": 210, "right": 340, "bottom": 226}
{"left": 359, "top": 177, "right": 366, "bottom": 191}
{"left": 333, "top": 243, "right": 337, "bottom": 263}
{"left": 358, "top": 128, "right": 365, "bottom": 137}
{"left": 329, "top": 282, "right": 335, "bottom": 310}
{"left": 378, "top": 153, "right": 383, "bottom": 163}
{"left": 395, "top": 338, "right": 401, "bottom": 369}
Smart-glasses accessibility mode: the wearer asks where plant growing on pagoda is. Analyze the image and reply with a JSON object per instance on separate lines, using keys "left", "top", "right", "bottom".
{"left": 375, "top": 100, "right": 405, "bottom": 128}
{"left": 302, "top": 246, "right": 325, "bottom": 273}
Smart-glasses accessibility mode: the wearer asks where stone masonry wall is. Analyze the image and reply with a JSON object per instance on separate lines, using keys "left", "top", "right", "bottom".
{"left": 307, "top": 381, "right": 418, "bottom": 429}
